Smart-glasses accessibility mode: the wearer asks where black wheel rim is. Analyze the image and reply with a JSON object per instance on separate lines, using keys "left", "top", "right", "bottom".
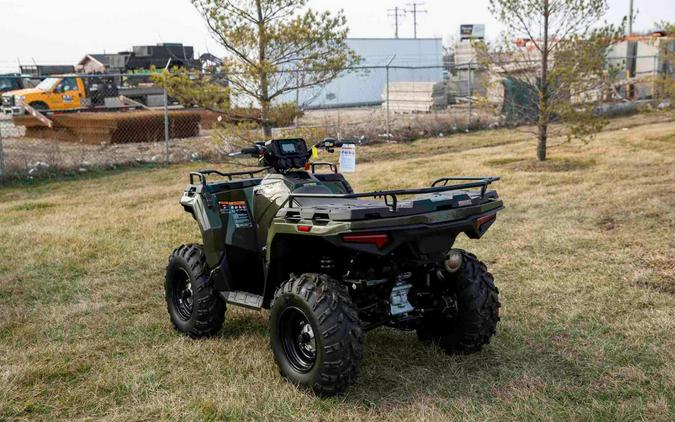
{"left": 278, "top": 307, "right": 316, "bottom": 373}
{"left": 172, "top": 268, "right": 193, "bottom": 320}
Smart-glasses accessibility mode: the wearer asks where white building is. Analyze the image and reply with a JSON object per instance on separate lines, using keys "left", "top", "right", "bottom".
{"left": 606, "top": 33, "right": 675, "bottom": 100}
{"left": 278, "top": 38, "right": 443, "bottom": 109}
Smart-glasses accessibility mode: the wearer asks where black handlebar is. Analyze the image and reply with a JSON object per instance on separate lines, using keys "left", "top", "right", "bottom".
{"left": 230, "top": 138, "right": 350, "bottom": 159}
{"left": 313, "top": 138, "right": 351, "bottom": 153}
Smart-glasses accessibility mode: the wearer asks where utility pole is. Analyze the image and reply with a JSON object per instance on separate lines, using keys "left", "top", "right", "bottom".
{"left": 628, "top": 0, "right": 634, "bottom": 35}
{"left": 405, "top": 2, "right": 427, "bottom": 39}
{"left": 387, "top": 7, "right": 405, "bottom": 39}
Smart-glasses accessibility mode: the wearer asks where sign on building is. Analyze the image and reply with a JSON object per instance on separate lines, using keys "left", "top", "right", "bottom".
{"left": 460, "top": 24, "right": 485, "bottom": 41}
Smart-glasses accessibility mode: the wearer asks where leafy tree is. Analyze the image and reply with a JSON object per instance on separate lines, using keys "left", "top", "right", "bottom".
{"left": 655, "top": 20, "right": 675, "bottom": 35}
{"left": 153, "top": 67, "right": 231, "bottom": 110}
{"left": 192, "top": 0, "right": 360, "bottom": 136}
{"left": 480, "top": 0, "right": 624, "bottom": 161}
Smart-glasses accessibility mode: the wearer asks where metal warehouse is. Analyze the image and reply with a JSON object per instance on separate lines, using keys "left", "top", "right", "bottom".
{"left": 279, "top": 38, "right": 444, "bottom": 109}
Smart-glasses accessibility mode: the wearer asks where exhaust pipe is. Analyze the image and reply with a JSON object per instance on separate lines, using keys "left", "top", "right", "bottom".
{"left": 444, "top": 249, "right": 463, "bottom": 273}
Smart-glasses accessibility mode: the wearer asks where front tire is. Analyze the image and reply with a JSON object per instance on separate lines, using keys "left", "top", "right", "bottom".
{"left": 270, "top": 273, "right": 363, "bottom": 396}
{"left": 417, "top": 250, "right": 500, "bottom": 354}
{"left": 165, "top": 244, "right": 225, "bottom": 338}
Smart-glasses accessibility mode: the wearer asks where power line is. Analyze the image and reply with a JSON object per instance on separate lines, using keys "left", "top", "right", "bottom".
{"left": 387, "top": 7, "right": 406, "bottom": 39}
{"left": 405, "top": 2, "right": 427, "bottom": 39}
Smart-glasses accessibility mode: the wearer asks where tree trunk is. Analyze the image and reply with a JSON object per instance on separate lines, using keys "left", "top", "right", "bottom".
{"left": 538, "top": 0, "right": 550, "bottom": 162}
{"left": 537, "top": 122, "right": 547, "bottom": 161}
{"left": 261, "top": 98, "right": 272, "bottom": 137}
{"left": 256, "top": 0, "right": 272, "bottom": 138}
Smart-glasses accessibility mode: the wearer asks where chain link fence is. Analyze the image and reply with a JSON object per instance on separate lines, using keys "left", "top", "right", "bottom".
{"left": 0, "top": 56, "right": 672, "bottom": 182}
{"left": 0, "top": 72, "right": 228, "bottom": 181}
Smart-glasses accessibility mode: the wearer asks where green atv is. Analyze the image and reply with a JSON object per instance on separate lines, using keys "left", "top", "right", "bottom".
{"left": 165, "top": 138, "right": 503, "bottom": 396}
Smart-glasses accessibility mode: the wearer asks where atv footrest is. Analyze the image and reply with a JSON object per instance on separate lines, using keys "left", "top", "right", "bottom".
{"left": 220, "top": 291, "right": 263, "bottom": 310}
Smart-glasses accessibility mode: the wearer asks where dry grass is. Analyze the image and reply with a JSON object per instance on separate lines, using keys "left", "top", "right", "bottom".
{"left": 0, "top": 115, "right": 674, "bottom": 420}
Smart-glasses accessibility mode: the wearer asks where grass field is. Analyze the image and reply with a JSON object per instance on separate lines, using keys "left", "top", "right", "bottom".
{"left": 0, "top": 114, "right": 673, "bottom": 420}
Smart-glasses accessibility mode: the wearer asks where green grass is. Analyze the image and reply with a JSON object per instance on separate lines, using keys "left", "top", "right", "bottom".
{"left": 0, "top": 114, "right": 673, "bottom": 420}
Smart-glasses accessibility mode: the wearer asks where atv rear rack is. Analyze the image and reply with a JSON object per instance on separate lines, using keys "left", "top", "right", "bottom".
{"left": 285, "top": 176, "right": 500, "bottom": 212}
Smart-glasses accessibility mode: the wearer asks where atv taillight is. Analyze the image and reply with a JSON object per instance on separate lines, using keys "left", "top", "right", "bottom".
{"left": 476, "top": 213, "right": 496, "bottom": 229}
{"left": 342, "top": 233, "right": 390, "bottom": 249}
{"left": 297, "top": 225, "right": 312, "bottom": 232}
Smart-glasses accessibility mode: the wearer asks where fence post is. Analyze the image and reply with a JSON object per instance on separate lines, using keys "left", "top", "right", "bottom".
{"left": 385, "top": 55, "right": 396, "bottom": 137}
{"left": 0, "top": 121, "right": 5, "bottom": 182}
{"left": 163, "top": 60, "right": 171, "bottom": 165}
{"left": 653, "top": 55, "right": 657, "bottom": 99}
{"left": 386, "top": 65, "right": 390, "bottom": 136}
{"left": 295, "top": 68, "right": 300, "bottom": 128}
{"left": 163, "top": 80, "right": 170, "bottom": 165}
{"left": 468, "top": 62, "right": 473, "bottom": 129}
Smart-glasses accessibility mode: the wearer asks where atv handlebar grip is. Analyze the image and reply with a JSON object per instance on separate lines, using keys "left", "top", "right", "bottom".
{"left": 240, "top": 147, "right": 259, "bottom": 155}
{"left": 317, "top": 138, "right": 353, "bottom": 150}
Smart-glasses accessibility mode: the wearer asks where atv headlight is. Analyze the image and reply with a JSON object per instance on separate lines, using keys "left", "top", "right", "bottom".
{"left": 15, "top": 95, "right": 25, "bottom": 106}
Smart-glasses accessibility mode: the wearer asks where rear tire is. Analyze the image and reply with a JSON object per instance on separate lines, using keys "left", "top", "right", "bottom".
{"left": 270, "top": 273, "right": 363, "bottom": 396}
{"left": 417, "top": 250, "right": 500, "bottom": 354}
{"left": 165, "top": 244, "right": 225, "bottom": 338}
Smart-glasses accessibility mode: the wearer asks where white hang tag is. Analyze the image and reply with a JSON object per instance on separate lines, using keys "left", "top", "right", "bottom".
{"left": 339, "top": 143, "right": 356, "bottom": 173}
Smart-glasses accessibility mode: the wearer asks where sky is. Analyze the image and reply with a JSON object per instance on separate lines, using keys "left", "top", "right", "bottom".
{"left": 0, "top": 0, "right": 673, "bottom": 72}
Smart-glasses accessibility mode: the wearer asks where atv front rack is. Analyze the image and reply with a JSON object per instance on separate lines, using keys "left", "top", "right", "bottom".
{"left": 285, "top": 176, "right": 500, "bottom": 212}
{"left": 189, "top": 168, "right": 269, "bottom": 185}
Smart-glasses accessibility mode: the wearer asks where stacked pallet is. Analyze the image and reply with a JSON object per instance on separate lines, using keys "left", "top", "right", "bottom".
{"left": 382, "top": 81, "right": 448, "bottom": 113}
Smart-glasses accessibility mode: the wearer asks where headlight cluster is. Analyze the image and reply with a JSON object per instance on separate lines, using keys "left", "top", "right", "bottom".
{"left": 15, "top": 95, "right": 25, "bottom": 106}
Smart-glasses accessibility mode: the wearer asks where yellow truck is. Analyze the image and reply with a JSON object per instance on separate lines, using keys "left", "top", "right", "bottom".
{"left": 1, "top": 74, "right": 166, "bottom": 115}
{"left": 1, "top": 75, "right": 84, "bottom": 114}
